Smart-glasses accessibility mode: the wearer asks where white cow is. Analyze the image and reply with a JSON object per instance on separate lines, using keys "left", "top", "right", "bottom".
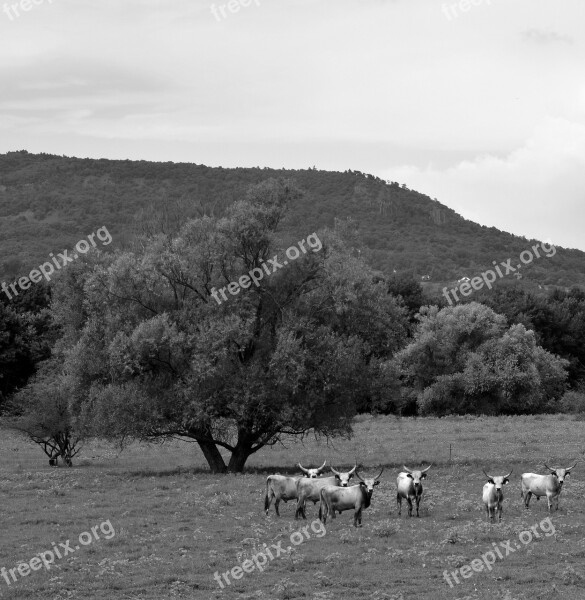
{"left": 396, "top": 465, "right": 431, "bottom": 517}
{"left": 298, "top": 461, "right": 328, "bottom": 478}
{"left": 521, "top": 463, "right": 576, "bottom": 512}
{"left": 265, "top": 475, "right": 301, "bottom": 516}
{"left": 330, "top": 464, "right": 357, "bottom": 487}
{"left": 482, "top": 469, "right": 512, "bottom": 523}
{"left": 319, "top": 468, "right": 383, "bottom": 527}
{"left": 264, "top": 461, "right": 326, "bottom": 516}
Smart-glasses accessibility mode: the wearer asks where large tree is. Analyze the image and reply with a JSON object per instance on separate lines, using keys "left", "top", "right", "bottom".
{"left": 54, "top": 179, "right": 408, "bottom": 472}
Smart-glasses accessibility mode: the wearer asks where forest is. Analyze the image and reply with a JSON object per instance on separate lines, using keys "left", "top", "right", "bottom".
{"left": 1, "top": 151, "right": 585, "bottom": 287}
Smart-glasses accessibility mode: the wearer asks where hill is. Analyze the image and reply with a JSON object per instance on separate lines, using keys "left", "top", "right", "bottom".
{"left": 1, "top": 150, "right": 584, "bottom": 289}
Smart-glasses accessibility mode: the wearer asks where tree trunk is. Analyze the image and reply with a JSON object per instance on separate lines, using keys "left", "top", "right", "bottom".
{"left": 197, "top": 439, "right": 227, "bottom": 473}
{"left": 227, "top": 442, "right": 254, "bottom": 472}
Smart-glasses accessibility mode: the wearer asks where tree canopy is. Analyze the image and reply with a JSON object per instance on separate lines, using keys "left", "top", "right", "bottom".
{"left": 54, "top": 179, "right": 408, "bottom": 472}
{"left": 394, "top": 302, "right": 568, "bottom": 415}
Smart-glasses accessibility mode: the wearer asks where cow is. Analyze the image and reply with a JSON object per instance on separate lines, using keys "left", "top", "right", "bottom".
{"left": 330, "top": 464, "right": 357, "bottom": 487}
{"left": 396, "top": 464, "right": 432, "bottom": 517}
{"left": 319, "top": 467, "right": 384, "bottom": 527}
{"left": 265, "top": 475, "right": 301, "bottom": 516}
{"left": 297, "top": 461, "right": 327, "bottom": 479}
{"left": 521, "top": 463, "right": 576, "bottom": 512}
{"left": 482, "top": 469, "right": 512, "bottom": 523}
{"left": 265, "top": 461, "right": 326, "bottom": 516}
{"left": 295, "top": 465, "right": 359, "bottom": 520}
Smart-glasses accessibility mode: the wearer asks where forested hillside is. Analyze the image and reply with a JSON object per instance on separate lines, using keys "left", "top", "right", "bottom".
{"left": 1, "top": 150, "right": 584, "bottom": 288}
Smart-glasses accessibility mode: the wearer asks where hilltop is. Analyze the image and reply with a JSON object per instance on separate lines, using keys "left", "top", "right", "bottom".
{"left": 1, "top": 150, "right": 584, "bottom": 289}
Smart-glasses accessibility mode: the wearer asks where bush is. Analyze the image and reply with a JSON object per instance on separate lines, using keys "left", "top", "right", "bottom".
{"left": 558, "top": 391, "right": 585, "bottom": 414}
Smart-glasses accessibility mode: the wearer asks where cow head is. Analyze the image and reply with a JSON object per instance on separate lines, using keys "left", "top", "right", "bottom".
{"left": 356, "top": 467, "right": 383, "bottom": 499}
{"left": 298, "top": 461, "right": 327, "bottom": 478}
{"left": 544, "top": 463, "right": 576, "bottom": 487}
{"left": 403, "top": 464, "right": 432, "bottom": 492}
{"left": 330, "top": 464, "right": 357, "bottom": 487}
{"left": 483, "top": 469, "right": 512, "bottom": 493}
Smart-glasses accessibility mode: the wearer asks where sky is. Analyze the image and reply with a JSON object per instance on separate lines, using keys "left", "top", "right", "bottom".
{"left": 1, "top": 0, "right": 584, "bottom": 251}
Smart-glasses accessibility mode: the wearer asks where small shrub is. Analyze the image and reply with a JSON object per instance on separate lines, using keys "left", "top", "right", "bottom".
{"left": 558, "top": 391, "right": 585, "bottom": 414}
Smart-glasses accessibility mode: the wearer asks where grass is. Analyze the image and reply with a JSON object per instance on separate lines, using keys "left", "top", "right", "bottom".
{"left": 1, "top": 414, "right": 585, "bottom": 599}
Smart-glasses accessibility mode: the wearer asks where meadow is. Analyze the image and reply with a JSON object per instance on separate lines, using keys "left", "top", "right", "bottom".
{"left": 1, "top": 414, "right": 585, "bottom": 600}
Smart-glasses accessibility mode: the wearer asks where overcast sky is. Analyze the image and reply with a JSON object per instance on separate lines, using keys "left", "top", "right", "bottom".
{"left": 1, "top": 0, "right": 584, "bottom": 251}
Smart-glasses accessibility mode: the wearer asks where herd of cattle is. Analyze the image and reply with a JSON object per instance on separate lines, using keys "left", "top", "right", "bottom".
{"left": 264, "top": 461, "right": 578, "bottom": 527}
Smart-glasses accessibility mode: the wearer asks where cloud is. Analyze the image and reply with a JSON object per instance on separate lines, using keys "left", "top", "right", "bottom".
{"left": 384, "top": 118, "right": 585, "bottom": 251}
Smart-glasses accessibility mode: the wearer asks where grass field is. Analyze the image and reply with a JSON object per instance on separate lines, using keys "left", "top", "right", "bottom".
{"left": 1, "top": 414, "right": 585, "bottom": 600}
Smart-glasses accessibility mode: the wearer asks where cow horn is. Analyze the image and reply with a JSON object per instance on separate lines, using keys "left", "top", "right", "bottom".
{"left": 355, "top": 470, "right": 365, "bottom": 482}
{"left": 403, "top": 465, "right": 412, "bottom": 473}
{"left": 374, "top": 467, "right": 384, "bottom": 480}
{"left": 330, "top": 466, "right": 341, "bottom": 476}
{"left": 504, "top": 469, "right": 513, "bottom": 479}
{"left": 421, "top": 464, "right": 432, "bottom": 473}
{"left": 297, "top": 462, "right": 310, "bottom": 474}
{"left": 317, "top": 460, "right": 327, "bottom": 472}
{"left": 565, "top": 463, "right": 577, "bottom": 472}
{"left": 348, "top": 464, "right": 357, "bottom": 475}
{"left": 482, "top": 468, "right": 494, "bottom": 480}
{"left": 543, "top": 463, "right": 557, "bottom": 473}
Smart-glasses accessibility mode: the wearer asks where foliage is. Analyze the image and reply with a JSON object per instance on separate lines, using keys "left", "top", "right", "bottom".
{"left": 558, "top": 390, "right": 585, "bottom": 414}
{"left": 394, "top": 302, "right": 569, "bottom": 415}
{"left": 386, "top": 274, "right": 426, "bottom": 325}
{"left": 6, "top": 367, "right": 82, "bottom": 465}
{"left": 1, "top": 151, "right": 584, "bottom": 289}
{"left": 53, "top": 179, "right": 408, "bottom": 472}
{"left": 0, "top": 283, "right": 55, "bottom": 410}
{"left": 474, "top": 287, "right": 585, "bottom": 388}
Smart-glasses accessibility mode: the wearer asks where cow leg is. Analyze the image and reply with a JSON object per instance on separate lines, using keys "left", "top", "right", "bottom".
{"left": 407, "top": 498, "right": 413, "bottom": 517}
{"left": 264, "top": 491, "right": 273, "bottom": 515}
{"left": 320, "top": 502, "right": 328, "bottom": 524}
{"left": 295, "top": 498, "right": 304, "bottom": 520}
{"left": 275, "top": 499, "right": 281, "bottom": 517}
{"left": 397, "top": 494, "right": 402, "bottom": 516}
{"left": 524, "top": 491, "right": 532, "bottom": 508}
{"left": 416, "top": 495, "right": 421, "bottom": 517}
{"left": 498, "top": 504, "right": 502, "bottom": 522}
{"left": 354, "top": 508, "right": 362, "bottom": 527}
